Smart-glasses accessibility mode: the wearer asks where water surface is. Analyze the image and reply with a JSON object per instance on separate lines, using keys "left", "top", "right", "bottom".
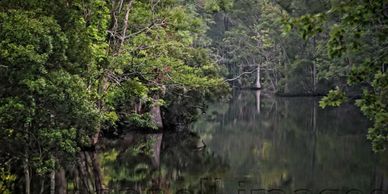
{"left": 99, "top": 90, "right": 388, "bottom": 193}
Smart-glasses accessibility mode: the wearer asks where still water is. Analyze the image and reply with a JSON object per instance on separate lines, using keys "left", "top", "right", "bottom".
{"left": 99, "top": 90, "right": 387, "bottom": 193}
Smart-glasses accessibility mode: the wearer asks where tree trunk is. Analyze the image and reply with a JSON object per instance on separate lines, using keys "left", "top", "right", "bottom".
{"left": 256, "top": 90, "right": 261, "bottom": 114}
{"left": 134, "top": 99, "right": 142, "bottom": 113}
{"left": 77, "top": 154, "right": 91, "bottom": 194}
{"left": 91, "top": 152, "right": 104, "bottom": 194}
{"left": 73, "top": 168, "right": 80, "bottom": 194}
{"left": 256, "top": 64, "right": 261, "bottom": 89}
{"left": 50, "top": 170, "right": 55, "bottom": 194}
{"left": 283, "top": 48, "right": 289, "bottom": 93}
{"left": 312, "top": 62, "right": 317, "bottom": 94}
{"left": 55, "top": 168, "right": 67, "bottom": 194}
{"left": 83, "top": 152, "right": 96, "bottom": 191}
{"left": 24, "top": 158, "right": 30, "bottom": 194}
{"left": 150, "top": 95, "right": 163, "bottom": 129}
{"left": 94, "top": 75, "right": 108, "bottom": 145}
{"left": 39, "top": 179, "right": 45, "bottom": 194}
{"left": 151, "top": 134, "right": 163, "bottom": 168}
{"left": 238, "top": 64, "right": 243, "bottom": 87}
{"left": 312, "top": 37, "right": 317, "bottom": 94}
{"left": 120, "top": 1, "right": 133, "bottom": 49}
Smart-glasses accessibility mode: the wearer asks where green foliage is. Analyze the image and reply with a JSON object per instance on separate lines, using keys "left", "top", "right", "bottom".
{"left": 208, "top": 0, "right": 387, "bottom": 151}
{"left": 207, "top": 0, "right": 332, "bottom": 94}
{"left": 127, "top": 113, "right": 158, "bottom": 130}
{"left": 289, "top": 0, "right": 388, "bottom": 151}
{"left": 319, "top": 87, "right": 347, "bottom": 108}
{"left": 0, "top": 1, "right": 109, "bottom": 183}
{"left": 204, "top": 0, "right": 234, "bottom": 12}
{"left": 287, "top": 13, "right": 325, "bottom": 40}
{"left": 101, "top": 0, "right": 228, "bottom": 134}
{"left": 0, "top": 167, "right": 15, "bottom": 194}
{"left": 0, "top": 2, "right": 228, "bottom": 189}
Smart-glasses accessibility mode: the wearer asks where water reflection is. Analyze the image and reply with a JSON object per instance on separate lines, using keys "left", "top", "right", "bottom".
{"left": 4, "top": 91, "right": 386, "bottom": 193}
{"left": 193, "top": 90, "right": 388, "bottom": 193}
{"left": 66, "top": 90, "right": 387, "bottom": 193}
{"left": 97, "top": 131, "right": 228, "bottom": 193}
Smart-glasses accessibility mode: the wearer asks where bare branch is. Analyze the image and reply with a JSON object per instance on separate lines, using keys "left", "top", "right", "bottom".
{"left": 225, "top": 67, "right": 259, "bottom": 82}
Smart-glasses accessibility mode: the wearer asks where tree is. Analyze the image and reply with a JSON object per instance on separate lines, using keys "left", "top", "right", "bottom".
{"left": 207, "top": 0, "right": 333, "bottom": 94}
{"left": 0, "top": 8, "right": 104, "bottom": 193}
{"left": 0, "top": 0, "right": 228, "bottom": 192}
{"left": 288, "top": 0, "right": 387, "bottom": 151}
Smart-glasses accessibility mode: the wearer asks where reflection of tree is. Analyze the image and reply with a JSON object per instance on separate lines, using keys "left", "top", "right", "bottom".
{"left": 159, "top": 132, "right": 229, "bottom": 193}
{"left": 100, "top": 135, "right": 155, "bottom": 192}
{"left": 96, "top": 131, "right": 229, "bottom": 193}
{"left": 193, "top": 91, "right": 387, "bottom": 193}
{"left": 35, "top": 91, "right": 387, "bottom": 193}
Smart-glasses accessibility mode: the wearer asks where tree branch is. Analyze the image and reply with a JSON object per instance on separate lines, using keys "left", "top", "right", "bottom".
{"left": 225, "top": 67, "right": 259, "bottom": 82}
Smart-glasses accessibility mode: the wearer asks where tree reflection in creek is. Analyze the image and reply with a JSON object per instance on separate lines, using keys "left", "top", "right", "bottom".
{"left": 61, "top": 90, "right": 387, "bottom": 194}
{"left": 192, "top": 90, "right": 388, "bottom": 194}
{"left": 95, "top": 131, "right": 229, "bottom": 193}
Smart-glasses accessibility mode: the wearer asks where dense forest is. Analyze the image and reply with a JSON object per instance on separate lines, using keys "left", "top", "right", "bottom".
{"left": 0, "top": 0, "right": 386, "bottom": 193}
